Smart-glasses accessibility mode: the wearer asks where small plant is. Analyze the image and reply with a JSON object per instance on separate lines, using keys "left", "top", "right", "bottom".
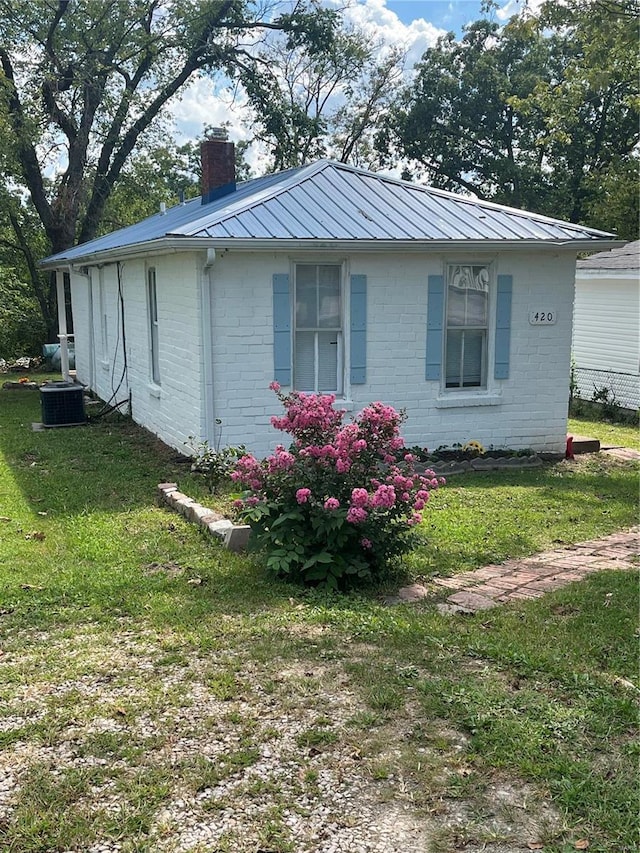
{"left": 232, "top": 384, "right": 444, "bottom": 589}
{"left": 591, "top": 385, "right": 623, "bottom": 422}
{"left": 188, "top": 438, "right": 247, "bottom": 494}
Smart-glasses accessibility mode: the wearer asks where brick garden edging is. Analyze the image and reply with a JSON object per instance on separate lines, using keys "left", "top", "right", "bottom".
{"left": 157, "top": 483, "right": 251, "bottom": 552}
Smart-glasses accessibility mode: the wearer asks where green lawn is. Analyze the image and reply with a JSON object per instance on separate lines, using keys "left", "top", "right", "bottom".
{"left": 0, "top": 387, "right": 638, "bottom": 853}
{"left": 568, "top": 416, "right": 640, "bottom": 452}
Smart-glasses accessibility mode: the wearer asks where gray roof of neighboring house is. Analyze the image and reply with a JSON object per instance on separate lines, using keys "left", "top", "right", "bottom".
{"left": 576, "top": 240, "right": 640, "bottom": 271}
{"left": 41, "top": 159, "right": 617, "bottom": 268}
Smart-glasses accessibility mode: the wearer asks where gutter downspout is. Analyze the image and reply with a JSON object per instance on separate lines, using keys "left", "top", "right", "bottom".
{"left": 55, "top": 268, "right": 71, "bottom": 382}
{"left": 201, "top": 248, "right": 217, "bottom": 444}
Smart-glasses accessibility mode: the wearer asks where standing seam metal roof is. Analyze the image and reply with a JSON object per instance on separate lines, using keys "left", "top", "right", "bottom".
{"left": 41, "top": 159, "right": 615, "bottom": 266}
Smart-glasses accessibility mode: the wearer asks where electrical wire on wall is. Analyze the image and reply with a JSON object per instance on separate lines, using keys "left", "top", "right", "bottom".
{"left": 89, "top": 261, "right": 129, "bottom": 420}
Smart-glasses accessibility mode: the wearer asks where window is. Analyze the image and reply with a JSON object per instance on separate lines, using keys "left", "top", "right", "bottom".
{"left": 147, "top": 267, "right": 160, "bottom": 385}
{"left": 445, "top": 264, "right": 489, "bottom": 389}
{"left": 294, "top": 264, "right": 343, "bottom": 393}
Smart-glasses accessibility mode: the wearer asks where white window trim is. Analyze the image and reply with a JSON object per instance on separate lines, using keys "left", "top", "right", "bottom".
{"left": 438, "top": 259, "right": 502, "bottom": 404}
{"left": 291, "top": 259, "right": 347, "bottom": 397}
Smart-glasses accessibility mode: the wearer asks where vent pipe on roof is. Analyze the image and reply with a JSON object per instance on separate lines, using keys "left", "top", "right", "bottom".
{"left": 201, "top": 128, "right": 236, "bottom": 205}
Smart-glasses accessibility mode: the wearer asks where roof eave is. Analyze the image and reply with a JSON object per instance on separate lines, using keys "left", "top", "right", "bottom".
{"left": 40, "top": 235, "right": 623, "bottom": 269}
{"left": 39, "top": 237, "right": 217, "bottom": 270}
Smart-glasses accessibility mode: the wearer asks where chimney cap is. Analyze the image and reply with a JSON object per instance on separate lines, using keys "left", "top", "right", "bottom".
{"left": 205, "top": 127, "right": 229, "bottom": 141}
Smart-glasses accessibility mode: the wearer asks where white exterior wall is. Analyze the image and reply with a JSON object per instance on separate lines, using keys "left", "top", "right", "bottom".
{"left": 71, "top": 247, "right": 577, "bottom": 457}
{"left": 208, "top": 250, "right": 576, "bottom": 457}
{"left": 70, "top": 264, "right": 126, "bottom": 402}
{"left": 70, "top": 253, "right": 205, "bottom": 453}
{"left": 573, "top": 273, "right": 640, "bottom": 375}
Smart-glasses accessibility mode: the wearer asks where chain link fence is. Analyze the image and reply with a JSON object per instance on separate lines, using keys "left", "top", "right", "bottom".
{"left": 572, "top": 367, "right": 639, "bottom": 411}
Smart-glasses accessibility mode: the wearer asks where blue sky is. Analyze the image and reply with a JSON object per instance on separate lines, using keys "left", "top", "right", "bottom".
{"left": 385, "top": 1, "right": 488, "bottom": 32}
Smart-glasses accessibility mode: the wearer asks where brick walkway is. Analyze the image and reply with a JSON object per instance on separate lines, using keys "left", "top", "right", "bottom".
{"left": 601, "top": 446, "right": 640, "bottom": 462}
{"left": 388, "top": 527, "right": 639, "bottom": 612}
{"left": 433, "top": 527, "right": 639, "bottom": 613}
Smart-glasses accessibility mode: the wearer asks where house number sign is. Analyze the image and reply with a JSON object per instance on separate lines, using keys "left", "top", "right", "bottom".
{"left": 528, "top": 310, "right": 556, "bottom": 325}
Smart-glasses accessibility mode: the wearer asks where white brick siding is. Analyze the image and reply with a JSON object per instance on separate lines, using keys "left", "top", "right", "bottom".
{"left": 71, "top": 248, "right": 577, "bottom": 457}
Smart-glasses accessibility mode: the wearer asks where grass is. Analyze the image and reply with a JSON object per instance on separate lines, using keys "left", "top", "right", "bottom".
{"left": 0, "top": 386, "right": 638, "bottom": 852}
{"left": 568, "top": 415, "right": 640, "bottom": 452}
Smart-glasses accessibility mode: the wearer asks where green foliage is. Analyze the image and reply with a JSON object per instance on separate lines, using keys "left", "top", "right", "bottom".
{"left": 381, "top": 1, "right": 639, "bottom": 234}
{"left": 240, "top": 26, "right": 403, "bottom": 169}
{"left": 234, "top": 391, "right": 438, "bottom": 589}
{"left": 0, "top": 266, "right": 46, "bottom": 359}
{"left": 188, "top": 438, "right": 247, "bottom": 495}
{"left": 0, "top": 0, "right": 342, "bottom": 335}
{"left": 0, "top": 387, "right": 638, "bottom": 851}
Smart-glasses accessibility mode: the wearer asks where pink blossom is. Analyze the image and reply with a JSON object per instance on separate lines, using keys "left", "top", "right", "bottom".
{"left": 346, "top": 506, "right": 368, "bottom": 524}
{"left": 353, "top": 439, "right": 367, "bottom": 452}
{"left": 360, "top": 538, "right": 373, "bottom": 549}
{"left": 407, "top": 513, "right": 423, "bottom": 526}
{"left": 267, "top": 447, "right": 295, "bottom": 473}
{"left": 296, "top": 488, "right": 311, "bottom": 504}
{"left": 246, "top": 496, "right": 260, "bottom": 507}
{"left": 324, "top": 497, "right": 340, "bottom": 510}
{"left": 233, "top": 499, "right": 244, "bottom": 509}
{"left": 413, "top": 499, "right": 425, "bottom": 511}
{"left": 401, "top": 492, "right": 410, "bottom": 502}
{"left": 404, "top": 453, "right": 415, "bottom": 462}
{"left": 350, "top": 488, "right": 370, "bottom": 508}
{"left": 269, "top": 381, "right": 281, "bottom": 392}
{"left": 371, "top": 484, "right": 396, "bottom": 509}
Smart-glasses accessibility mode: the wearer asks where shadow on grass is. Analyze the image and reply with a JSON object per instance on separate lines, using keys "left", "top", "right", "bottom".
{"left": 0, "top": 388, "right": 198, "bottom": 516}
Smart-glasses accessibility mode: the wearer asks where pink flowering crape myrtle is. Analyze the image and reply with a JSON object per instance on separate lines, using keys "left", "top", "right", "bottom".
{"left": 233, "top": 386, "right": 444, "bottom": 589}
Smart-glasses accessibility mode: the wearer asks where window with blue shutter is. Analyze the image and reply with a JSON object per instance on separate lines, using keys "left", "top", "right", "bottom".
{"left": 494, "top": 274, "right": 512, "bottom": 380}
{"left": 292, "top": 264, "right": 343, "bottom": 393}
{"left": 444, "top": 265, "right": 489, "bottom": 388}
{"left": 350, "top": 274, "right": 367, "bottom": 385}
{"left": 273, "top": 273, "right": 291, "bottom": 386}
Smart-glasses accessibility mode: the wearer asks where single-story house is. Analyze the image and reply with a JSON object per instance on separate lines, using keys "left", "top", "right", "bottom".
{"left": 41, "top": 136, "right": 619, "bottom": 457}
{"left": 573, "top": 241, "right": 639, "bottom": 411}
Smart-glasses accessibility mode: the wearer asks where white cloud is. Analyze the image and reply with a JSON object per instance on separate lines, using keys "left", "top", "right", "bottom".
{"left": 339, "top": 0, "right": 445, "bottom": 70}
{"left": 168, "top": 0, "right": 449, "bottom": 171}
{"left": 171, "top": 76, "right": 249, "bottom": 145}
{"left": 496, "top": 0, "right": 545, "bottom": 22}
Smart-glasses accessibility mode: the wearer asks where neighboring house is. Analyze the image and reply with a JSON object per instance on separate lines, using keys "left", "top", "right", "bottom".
{"left": 41, "top": 136, "right": 619, "bottom": 457}
{"left": 573, "top": 241, "right": 640, "bottom": 411}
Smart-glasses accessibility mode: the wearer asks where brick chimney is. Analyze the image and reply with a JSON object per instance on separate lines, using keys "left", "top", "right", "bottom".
{"left": 201, "top": 128, "right": 236, "bottom": 204}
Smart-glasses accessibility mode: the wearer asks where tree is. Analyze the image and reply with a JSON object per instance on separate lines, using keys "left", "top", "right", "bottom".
{"left": 380, "top": 0, "right": 639, "bottom": 235}
{"left": 240, "top": 27, "right": 404, "bottom": 170}
{"left": 0, "top": 0, "right": 338, "bottom": 338}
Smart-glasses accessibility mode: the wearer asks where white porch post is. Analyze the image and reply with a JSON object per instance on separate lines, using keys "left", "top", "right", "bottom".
{"left": 55, "top": 268, "right": 70, "bottom": 382}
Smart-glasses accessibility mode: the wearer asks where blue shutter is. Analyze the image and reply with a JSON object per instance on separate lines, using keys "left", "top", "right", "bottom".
{"left": 350, "top": 274, "right": 367, "bottom": 384}
{"left": 494, "top": 274, "right": 512, "bottom": 380}
{"left": 426, "top": 274, "right": 444, "bottom": 380}
{"left": 273, "top": 273, "right": 291, "bottom": 386}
